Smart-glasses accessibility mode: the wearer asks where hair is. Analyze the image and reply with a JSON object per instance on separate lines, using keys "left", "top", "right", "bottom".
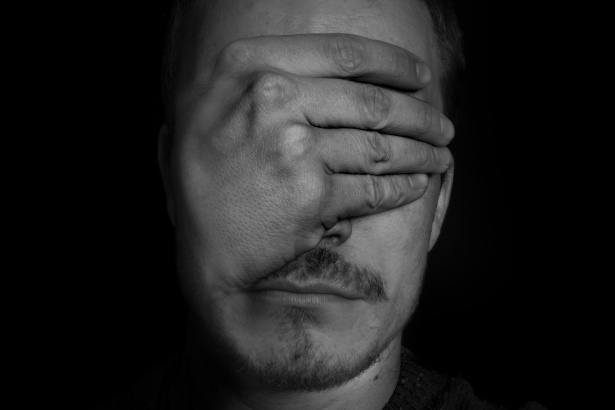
{"left": 161, "top": 0, "right": 465, "bottom": 130}
{"left": 421, "top": 0, "right": 465, "bottom": 119}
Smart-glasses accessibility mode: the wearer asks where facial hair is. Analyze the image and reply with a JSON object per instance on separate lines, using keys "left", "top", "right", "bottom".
{"left": 198, "top": 246, "right": 398, "bottom": 393}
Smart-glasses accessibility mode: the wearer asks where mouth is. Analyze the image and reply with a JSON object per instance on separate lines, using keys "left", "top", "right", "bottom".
{"left": 249, "top": 279, "right": 364, "bottom": 305}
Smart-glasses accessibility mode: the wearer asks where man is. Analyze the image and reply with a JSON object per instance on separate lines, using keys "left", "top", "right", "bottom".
{"left": 103, "top": 0, "right": 543, "bottom": 408}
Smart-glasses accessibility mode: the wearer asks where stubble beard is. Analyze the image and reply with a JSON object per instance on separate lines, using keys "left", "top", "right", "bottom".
{"left": 197, "top": 247, "right": 406, "bottom": 393}
{"left": 209, "top": 302, "right": 402, "bottom": 393}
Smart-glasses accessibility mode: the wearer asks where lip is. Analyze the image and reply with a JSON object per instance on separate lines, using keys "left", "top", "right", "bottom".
{"left": 249, "top": 279, "right": 363, "bottom": 301}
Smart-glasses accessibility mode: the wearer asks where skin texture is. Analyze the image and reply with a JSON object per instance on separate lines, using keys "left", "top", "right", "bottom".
{"left": 159, "top": 0, "right": 454, "bottom": 408}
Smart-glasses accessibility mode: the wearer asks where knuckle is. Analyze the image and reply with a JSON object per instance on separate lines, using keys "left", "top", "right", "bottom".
{"left": 389, "top": 177, "right": 405, "bottom": 205}
{"left": 365, "top": 132, "right": 390, "bottom": 170}
{"left": 217, "top": 39, "right": 253, "bottom": 69}
{"left": 361, "top": 84, "right": 390, "bottom": 129}
{"left": 415, "top": 145, "right": 433, "bottom": 167}
{"left": 325, "top": 34, "right": 365, "bottom": 74}
{"left": 392, "top": 49, "right": 412, "bottom": 79}
{"left": 365, "top": 175, "right": 385, "bottom": 210}
{"left": 250, "top": 72, "right": 298, "bottom": 106}
{"left": 414, "top": 103, "right": 437, "bottom": 136}
{"left": 276, "top": 124, "right": 313, "bottom": 162}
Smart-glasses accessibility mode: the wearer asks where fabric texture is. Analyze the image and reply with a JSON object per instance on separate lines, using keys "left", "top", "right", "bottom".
{"left": 97, "top": 347, "right": 546, "bottom": 409}
{"left": 382, "top": 348, "right": 546, "bottom": 410}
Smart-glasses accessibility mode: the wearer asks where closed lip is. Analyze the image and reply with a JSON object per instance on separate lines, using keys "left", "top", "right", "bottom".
{"left": 250, "top": 279, "right": 363, "bottom": 300}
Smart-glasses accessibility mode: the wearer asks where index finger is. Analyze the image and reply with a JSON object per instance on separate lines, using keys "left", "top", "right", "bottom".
{"left": 218, "top": 33, "right": 432, "bottom": 91}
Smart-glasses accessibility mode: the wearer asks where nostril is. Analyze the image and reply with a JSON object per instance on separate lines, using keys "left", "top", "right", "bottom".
{"left": 322, "top": 219, "right": 353, "bottom": 246}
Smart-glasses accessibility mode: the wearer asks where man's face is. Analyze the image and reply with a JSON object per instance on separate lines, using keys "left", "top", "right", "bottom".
{"left": 168, "top": 0, "right": 450, "bottom": 391}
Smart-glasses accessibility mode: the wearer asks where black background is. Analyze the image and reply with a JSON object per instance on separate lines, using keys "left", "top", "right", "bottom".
{"left": 40, "top": 1, "right": 584, "bottom": 409}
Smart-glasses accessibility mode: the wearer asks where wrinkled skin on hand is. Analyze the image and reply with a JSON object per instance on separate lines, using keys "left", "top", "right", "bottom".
{"left": 163, "top": 34, "right": 454, "bottom": 295}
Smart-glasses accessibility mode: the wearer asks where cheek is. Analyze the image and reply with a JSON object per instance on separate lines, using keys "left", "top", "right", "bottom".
{"left": 348, "top": 190, "right": 436, "bottom": 266}
{"left": 360, "top": 257, "right": 425, "bottom": 343}
{"left": 342, "top": 182, "right": 439, "bottom": 301}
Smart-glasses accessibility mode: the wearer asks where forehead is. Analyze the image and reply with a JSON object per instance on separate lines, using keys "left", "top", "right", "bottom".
{"left": 201, "top": 0, "right": 433, "bottom": 55}
{"left": 183, "top": 0, "right": 441, "bottom": 104}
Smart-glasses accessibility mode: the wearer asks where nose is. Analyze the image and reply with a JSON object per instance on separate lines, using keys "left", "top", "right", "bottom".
{"left": 321, "top": 219, "right": 352, "bottom": 246}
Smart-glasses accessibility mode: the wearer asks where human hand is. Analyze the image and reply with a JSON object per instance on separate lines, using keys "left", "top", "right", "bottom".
{"left": 170, "top": 34, "right": 455, "bottom": 291}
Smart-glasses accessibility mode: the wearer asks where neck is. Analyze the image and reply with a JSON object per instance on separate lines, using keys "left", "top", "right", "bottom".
{"left": 169, "top": 333, "right": 402, "bottom": 410}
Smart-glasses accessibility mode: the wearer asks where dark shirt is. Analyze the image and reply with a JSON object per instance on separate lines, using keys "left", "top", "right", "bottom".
{"left": 383, "top": 348, "right": 545, "bottom": 410}
{"left": 98, "top": 347, "right": 546, "bottom": 409}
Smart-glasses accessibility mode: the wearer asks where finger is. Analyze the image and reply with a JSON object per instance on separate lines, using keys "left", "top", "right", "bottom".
{"left": 323, "top": 173, "right": 429, "bottom": 226}
{"left": 315, "top": 128, "right": 452, "bottom": 175}
{"left": 298, "top": 76, "right": 454, "bottom": 146}
{"left": 218, "top": 33, "right": 431, "bottom": 91}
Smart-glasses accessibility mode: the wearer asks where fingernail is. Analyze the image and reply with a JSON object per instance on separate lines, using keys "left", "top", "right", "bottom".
{"left": 416, "top": 61, "right": 431, "bottom": 85}
{"left": 410, "top": 174, "right": 428, "bottom": 189}
{"left": 440, "top": 114, "right": 455, "bottom": 141}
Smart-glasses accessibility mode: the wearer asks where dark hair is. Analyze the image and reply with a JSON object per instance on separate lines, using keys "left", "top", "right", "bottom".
{"left": 421, "top": 0, "right": 465, "bottom": 119}
{"left": 161, "top": 0, "right": 465, "bottom": 128}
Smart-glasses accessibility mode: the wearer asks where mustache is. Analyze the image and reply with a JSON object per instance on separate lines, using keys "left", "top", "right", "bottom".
{"left": 261, "top": 247, "right": 389, "bottom": 303}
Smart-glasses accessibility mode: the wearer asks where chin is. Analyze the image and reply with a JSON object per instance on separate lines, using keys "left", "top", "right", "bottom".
{"left": 207, "top": 303, "right": 399, "bottom": 392}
